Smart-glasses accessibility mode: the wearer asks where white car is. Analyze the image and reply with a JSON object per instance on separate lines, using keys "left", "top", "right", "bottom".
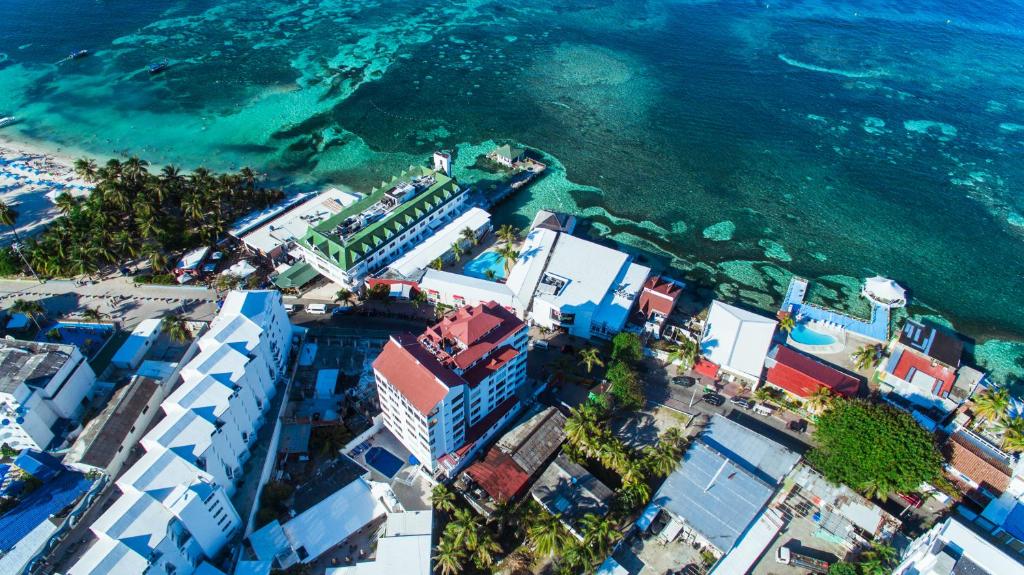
{"left": 306, "top": 304, "right": 328, "bottom": 315}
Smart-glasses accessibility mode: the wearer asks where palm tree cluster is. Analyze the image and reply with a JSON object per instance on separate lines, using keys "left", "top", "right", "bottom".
{"left": 16, "top": 157, "right": 283, "bottom": 278}
{"left": 495, "top": 223, "right": 521, "bottom": 274}
{"left": 971, "top": 386, "right": 1024, "bottom": 452}
{"left": 433, "top": 507, "right": 503, "bottom": 574}
{"left": 665, "top": 337, "right": 699, "bottom": 369}
{"left": 565, "top": 402, "right": 685, "bottom": 511}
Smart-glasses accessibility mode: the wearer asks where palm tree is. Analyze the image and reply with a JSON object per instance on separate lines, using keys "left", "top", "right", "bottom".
{"left": 577, "top": 347, "right": 604, "bottom": 374}
{"left": 527, "top": 512, "right": 568, "bottom": 557}
{"left": 778, "top": 314, "right": 796, "bottom": 333}
{"left": 805, "top": 386, "right": 834, "bottom": 414}
{"left": 448, "top": 508, "right": 481, "bottom": 550}
{"left": 73, "top": 158, "right": 98, "bottom": 182}
{"left": 580, "top": 513, "right": 616, "bottom": 559}
{"left": 642, "top": 443, "right": 680, "bottom": 478}
{"left": 1000, "top": 417, "right": 1024, "bottom": 453}
{"left": 618, "top": 480, "right": 651, "bottom": 508}
{"left": 431, "top": 483, "right": 457, "bottom": 514}
{"left": 859, "top": 543, "right": 897, "bottom": 575}
{"left": 54, "top": 192, "right": 78, "bottom": 216}
{"left": 484, "top": 269, "right": 497, "bottom": 281}
{"left": 433, "top": 538, "right": 465, "bottom": 575}
{"left": 496, "top": 224, "right": 519, "bottom": 245}
{"left": 334, "top": 288, "right": 354, "bottom": 304}
{"left": 459, "top": 226, "right": 478, "bottom": 246}
{"left": 666, "top": 337, "right": 699, "bottom": 368}
{"left": 411, "top": 289, "right": 428, "bottom": 309}
{"left": 81, "top": 307, "right": 105, "bottom": 324}
{"left": 852, "top": 344, "right": 883, "bottom": 371}
{"left": 497, "top": 243, "right": 519, "bottom": 274}
{"left": 471, "top": 532, "right": 502, "bottom": 570}
{"left": 431, "top": 257, "right": 444, "bottom": 271}
{"left": 450, "top": 242, "right": 464, "bottom": 263}
{"left": 10, "top": 299, "right": 45, "bottom": 330}
{"left": 161, "top": 314, "right": 190, "bottom": 343}
{"left": 972, "top": 387, "right": 1010, "bottom": 425}
{"left": 0, "top": 200, "right": 20, "bottom": 244}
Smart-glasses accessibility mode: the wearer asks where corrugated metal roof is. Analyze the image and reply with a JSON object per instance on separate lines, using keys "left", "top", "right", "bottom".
{"left": 0, "top": 468, "right": 93, "bottom": 552}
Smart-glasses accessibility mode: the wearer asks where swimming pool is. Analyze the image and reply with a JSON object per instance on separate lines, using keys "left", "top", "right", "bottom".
{"left": 463, "top": 250, "right": 507, "bottom": 281}
{"left": 788, "top": 323, "right": 837, "bottom": 347}
{"left": 364, "top": 446, "right": 404, "bottom": 478}
{"left": 36, "top": 321, "right": 115, "bottom": 357}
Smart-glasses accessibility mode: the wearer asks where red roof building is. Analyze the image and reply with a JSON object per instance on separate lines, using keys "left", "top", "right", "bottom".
{"left": 372, "top": 301, "right": 529, "bottom": 476}
{"left": 464, "top": 450, "right": 531, "bottom": 503}
{"left": 888, "top": 347, "right": 958, "bottom": 397}
{"left": 766, "top": 345, "right": 861, "bottom": 399}
{"left": 633, "top": 276, "right": 682, "bottom": 336}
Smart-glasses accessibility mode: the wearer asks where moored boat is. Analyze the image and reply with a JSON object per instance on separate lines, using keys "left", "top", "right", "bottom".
{"left": 0, "top": 117, "right": 16, "bottom": 128}
{"left": 148, "top": 59, "right": 169, "bottom": 74}
{"left": 69, "top": 49, "right": 89, "bottom": 59}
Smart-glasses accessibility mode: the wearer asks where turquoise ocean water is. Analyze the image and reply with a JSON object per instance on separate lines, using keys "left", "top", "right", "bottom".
{"left": 1, "top": 0, "right": 1023, "bottom": 381}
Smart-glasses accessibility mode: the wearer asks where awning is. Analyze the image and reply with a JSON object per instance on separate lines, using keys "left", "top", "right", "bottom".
{"left": 695, "top": 357, "right": 720, "bottom": 379}
{"left": 221, "top": 259, "right": 257, "bottom": 279}
{"left": 636, "top": 501, "right": 659, "bottom": 530}
{"left": 273, "top": 261, "right": 320, "bottom": 289}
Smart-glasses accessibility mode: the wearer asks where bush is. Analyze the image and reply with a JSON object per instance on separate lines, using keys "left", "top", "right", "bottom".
{"left": 808, "top": 399, "right": 943, "bottom": 497}
{"left": 611, "top": 332, "right": 643, "bottom": 364}
{"left": 607, "top": 361, "right": 644, "bottom": 410}
{"left": 135, "top": 273, "right": 176, "bottom": 285}
{"left": 828, "top": 562, "right": 858, "bottom": 575}
{"left": 0, "top": 248, "right": 21, "bottom": 277}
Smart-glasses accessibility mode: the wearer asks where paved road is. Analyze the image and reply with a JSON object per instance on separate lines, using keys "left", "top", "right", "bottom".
{"left": 0, "top": 277, "right": 219, "bottom": 328}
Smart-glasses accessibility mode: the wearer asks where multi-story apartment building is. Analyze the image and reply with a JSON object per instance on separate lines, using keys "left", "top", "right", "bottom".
{"left": 0, "top": 340, "right": 97, "bottom": 450}
{"left": 372, "top": 301, "right": 528, "bottom": 476}
{"left": 893, "top": 516, "right": 1023, "bottom": 575}
{"left": 70, "top": 290, "right": 293, "bottom": 575}
{"left": 294, "top": 164, "right": 469, "bottom": 290}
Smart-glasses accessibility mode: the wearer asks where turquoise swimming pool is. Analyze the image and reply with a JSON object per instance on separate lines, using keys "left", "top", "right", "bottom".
{"left": 463, "top": 251, "right": 507, "bottom": 281}
{"left": 789, "top": 323, "right": 837, "bottom": 347}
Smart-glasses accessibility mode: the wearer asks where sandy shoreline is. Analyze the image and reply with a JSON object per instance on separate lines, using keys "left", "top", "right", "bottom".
{"left": 0, "top": 133, "right": 95, "bottom": 246}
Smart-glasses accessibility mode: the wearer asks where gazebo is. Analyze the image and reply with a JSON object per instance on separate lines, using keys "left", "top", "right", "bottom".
{"left": 861, "top": 276, "right": 907, "bottom": 308}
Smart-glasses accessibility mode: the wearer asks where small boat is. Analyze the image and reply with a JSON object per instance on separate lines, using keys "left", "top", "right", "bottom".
{"left": 148, "top": 59, "right": 169, "bottom": 74}
{"left": 0, "top": 117, "right": 15, "bottom": 128}
{"left": 69, "top": 49, "right": 89, "bottom": 59}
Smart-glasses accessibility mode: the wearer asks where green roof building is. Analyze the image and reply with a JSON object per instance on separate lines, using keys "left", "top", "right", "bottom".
{"left": 294, "top": 165, "right": 468, "bottom": 289}
{"left": 491, "top": 144, "right": 525, "bottom": 167}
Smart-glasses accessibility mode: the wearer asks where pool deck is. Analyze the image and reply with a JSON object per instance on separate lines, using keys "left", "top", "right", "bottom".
{"left": 780, "top": 277, "right": 889, "bottom": 343}
{"left": 461, "top": 248, "right": 508, "bottom": 281}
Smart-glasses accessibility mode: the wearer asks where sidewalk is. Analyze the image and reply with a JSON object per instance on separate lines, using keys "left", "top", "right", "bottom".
{"left": 0, "top": 276, "right": 219, "bottom": 328}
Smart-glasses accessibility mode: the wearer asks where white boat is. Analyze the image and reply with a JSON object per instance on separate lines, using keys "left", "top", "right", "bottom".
{"left": 0, "top": 117, "right": 15, "bottom": 128}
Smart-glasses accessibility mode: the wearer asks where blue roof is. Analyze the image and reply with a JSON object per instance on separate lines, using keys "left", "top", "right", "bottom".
{"left": 234, "top": 560, "right": 273, "bottom": 575}
{"left": 648, "top": 416, "right": 799, "bottom": 553}
{"left": 0, "top": 469, "right": 93, "bottom": 552}
{"left": 1003, "top": 502, "right": 1024, "bottom": 542}
{"left": 14, "top": 450, "right": 64, "bottom": 482}
{"left": 248, "top": 520, "right": 291, "bottom": 562}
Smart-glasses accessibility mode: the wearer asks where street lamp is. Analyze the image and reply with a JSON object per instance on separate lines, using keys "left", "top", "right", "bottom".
{"left": 11, "top": 242, "right": 42, "bottom": 284}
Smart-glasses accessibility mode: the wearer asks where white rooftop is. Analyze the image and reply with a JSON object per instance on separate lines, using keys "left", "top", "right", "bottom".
{"left": 327, "top": 511, "right": 432, "bottom": 575}
{"left": 110, "top": 318, "right": 161, "bottom": 367}
{"left": 504, "top": 227, "right": 557, "bottom": 309}
{"left": 388, "top": 207, "right": 491, "bottom": 278}
{"left": 117, "top": 446, "right": 216, "bottom": 505}
{"left": 533, "top": 234, "right": 630, "bottom": 310}
{"left": 593, "top": 260, "right": 650, "bottom": 332}
{"left": 420, "top": 269, "right": 516, "bottom": 308}
{"left": 90, "top": 490, "right": 175, "bottom": 555}
{"left": 701, "top": 300, "right": 777, "bottom": 380}
{"left": 240, "top": 188, "right": 361, "bottom": 255}
{"left": 142, "top": 408, "right": 217, "bottom": 460}
{"left": 68, "top": 537, "right": 149, "bottom": 575}
{"left": 168, "top": 371, "right": 238, "bottom": 418}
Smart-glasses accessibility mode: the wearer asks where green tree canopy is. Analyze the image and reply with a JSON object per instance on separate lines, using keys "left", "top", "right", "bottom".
{"left": 606, "top": 361, "right": 644, "bottom": 410}
{"left": 611, "top": 332, "right": 643, "bottom": 364}
{"left": 807, "top": 399, "right": 942, "bottom": 497}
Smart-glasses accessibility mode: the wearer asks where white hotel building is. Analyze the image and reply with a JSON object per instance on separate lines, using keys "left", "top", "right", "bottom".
{"left": 372, "top": 301, "right": 529, "bottom": 476}
{"left": 70, "top": 290, "right": 294, "bottom": 575}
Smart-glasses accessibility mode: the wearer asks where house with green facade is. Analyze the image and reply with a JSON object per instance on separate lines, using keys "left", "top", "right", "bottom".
{"left": 293, "top": 165, "right": 469, "bottom": 289}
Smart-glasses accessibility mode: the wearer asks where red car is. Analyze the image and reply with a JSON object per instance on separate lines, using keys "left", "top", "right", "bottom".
{"left": 897, "top": 492, "right": 922, "bottom": 508}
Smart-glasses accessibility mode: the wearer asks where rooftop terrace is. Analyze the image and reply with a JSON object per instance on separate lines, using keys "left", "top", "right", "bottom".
{"left": 298, "top": 166, "right": 460, "bottom": 271}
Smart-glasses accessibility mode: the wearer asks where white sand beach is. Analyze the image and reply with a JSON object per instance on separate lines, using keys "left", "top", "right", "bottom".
{"left": 0, "top": 136, "right": 94, "bottom": 246}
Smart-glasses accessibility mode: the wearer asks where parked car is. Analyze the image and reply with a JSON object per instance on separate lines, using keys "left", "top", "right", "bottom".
{"left": 702, "top": 393, "right": 725, "bottom": 406}
{"left": 671, "top": 376, "right": 697, "bottom": 388}
{"left": 730, "top": 397, "right": 753, "bottom": 409}
{"left": 788, "top": 419, "right": 808, "bottom": 433}
{"left": 307, "top": 303, "right": 328, "bottom": 315}
{"left": 284, "top": 303, "right": 298, "bottom": 314}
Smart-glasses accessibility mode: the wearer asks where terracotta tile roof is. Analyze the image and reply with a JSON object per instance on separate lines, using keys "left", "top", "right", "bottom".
{"left": 637, "top": 276, "right": 681, "bottom": 318}
{"left": 891, "top": 347, "right": 957, "bottom": 396}
{"left": 463, "top": 346, "right": 520, "bottom": 388}
{"left": 945, "top": 432, "right": 1011, "bottom": 495}
{"left": 372, "top": 333, "right": 458, "bottom": 416}
{"left": 766, "top": 345, "right": 860, "bottom": 398}
{"left": 421, "top": 302, "right": 525, "bottom": 370}
{"left": 464, "top": 450, "right": 531, "bottom": 502}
